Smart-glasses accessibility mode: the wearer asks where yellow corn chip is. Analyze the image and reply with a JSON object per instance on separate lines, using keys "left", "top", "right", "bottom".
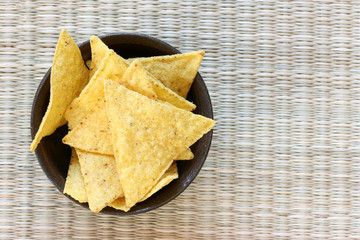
{"left": 30, "top": 29, "right": 89, "bottom": 151}
{"left": 129, "top": 51, "right": 204, "bottom": 98}
{"left": 63, "top": 101, "right": 112, "bottom": 155}
{"left": 133, "top": 61, "right": 195, "bottom": 111}
{"left": 120, "top": 60, "right": 157, "bottom": 99}
{"left": 109, "top": 162, "right": 178, "bottom": 211}
{"left": 86, "top": 60, "right": 92, "bottom": 69}
{"left": 140, "top": 162, "right": 178, "bottom": 202}
{"left": 64, "top": 49, "right": 128, "bottom": 129}
{"left": 176, "top": 148, "right": 194, "bottom": 160}
{"left": 63, "top": 148, "right": 88, "bottom": 203}
{"left": 104, "top": 80, "right": 215, "bottom": 208}
{"left": 89, "top": 35, "right": 109, "bottom": 79}
{"left": 110, "top": 162, "right": 178, "bottom": 211}
{"left": 75, "top": 149, "right": 123, "bottom": 213}
{"left": 108, "top": 198, "right": 131, "bottom": 212}
{"left": 148, "top": 76, "right": 195, "bottom": 111}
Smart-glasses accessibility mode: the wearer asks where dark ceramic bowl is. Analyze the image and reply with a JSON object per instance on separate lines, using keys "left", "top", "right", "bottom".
{"left": 31, "top": 33, "right": 213, "bottom": 215}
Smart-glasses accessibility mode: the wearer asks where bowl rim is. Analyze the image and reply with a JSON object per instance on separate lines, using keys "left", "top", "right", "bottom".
{"left": 31, "top": 32, "right": 214, "bottom": 215}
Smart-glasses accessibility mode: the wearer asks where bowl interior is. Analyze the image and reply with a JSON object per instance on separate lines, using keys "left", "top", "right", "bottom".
{"left": 31, "top": 33, "right": 213, "bottom": 215}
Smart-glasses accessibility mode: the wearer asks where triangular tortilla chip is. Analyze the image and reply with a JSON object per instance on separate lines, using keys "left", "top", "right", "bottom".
{"left": 63, "top": 148, "right": 88, "bottom": 203}
{"left": 104, "top": 80, "right": 215, "bottom": 208}
{"left": 64, "top": 49, "right": 128, "bottom": 129}
{"left": 129, "top": 51, "right": 204, "bottom": 98}
{"left": 176, "top": 148, "right": 194, "bottom": 160}
{"left": 140, "top": 162, "right": 178, "bottom": 202}
{"left": 135, "top": 61, "right": 195, "bottom": 111}
{"left": 108, "top": 197, "right": 130, "bottom": 212}
{"left": 118, "top": 60, "right": 157, "bottom": 99}
{"left": 63, "top": 101, "right": 111, "bottom": 155}
{"left": 85, "top": 60, "right": 92, "bottom": 69}
{"left": 110, "top": 162, "right": 178, "bottom": 211}
{"left": 89, "top": 35, "right": 109, "bottom": 79}
{"left": 30, "top": 29, "right": 89, "bottom": 151}
{"left": 75, "top": 149, "right": 123, "bottom": 213}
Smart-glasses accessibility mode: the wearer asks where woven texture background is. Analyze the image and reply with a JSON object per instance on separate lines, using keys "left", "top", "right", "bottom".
{"left": 2, "top": 0, "right": 360, "bottom": 239}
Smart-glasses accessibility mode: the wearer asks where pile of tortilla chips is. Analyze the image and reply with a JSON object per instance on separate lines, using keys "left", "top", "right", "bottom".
{"left": 30, "top": 29, "right": 215, "bottom": 213}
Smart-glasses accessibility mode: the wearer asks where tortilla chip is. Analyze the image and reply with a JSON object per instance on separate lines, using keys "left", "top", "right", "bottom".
{"left": 30, "top": 29, "right": 89, "bottom": 151}
{"left": 63, "top": 148, "right": 88, "bottom": 203}
{"left": 129, "top": 51, "right": 204, "bottom": 98}
{"left": 140, "top": 162, "right": 178, "bottom": 202}
{"left": 104, "top": 80, "right": 215, "bottom": 208}
{"left": 64, "top": 49, "right": 128, "bottom": 129}
{"left": 75, "top": 149, "right": 123, "bottom": 213}
{"left": 86, "top": 60, "right": 92, "bottom": 69}
{"left": 119, "top": 60, "right": 157, "bottom": 99}
{"left": 176, "top": 148, "right": 194, "bottom": 160}
{"left": 63, "top": 101, "right": 111, "bottom": 155}
{"left": 108, "top": 197, "right": 131, "bottom": 212}
{"left": 110, "top": 162, "right": 178, "bottom": 211}
{"left": 89, "top": 35, "right": 109, "bottom": 79}
{"left": 134, "top": 62, "right": 195, "bottom": 111}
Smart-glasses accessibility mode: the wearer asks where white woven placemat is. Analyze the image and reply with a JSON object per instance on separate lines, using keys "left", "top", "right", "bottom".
{"left": 2, "top": 0, "right": 360, "bottom": 239}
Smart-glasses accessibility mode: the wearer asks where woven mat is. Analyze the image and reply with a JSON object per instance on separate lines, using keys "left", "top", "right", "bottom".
{"left": 3, "top": 0, "right": 360, "bottom": 239}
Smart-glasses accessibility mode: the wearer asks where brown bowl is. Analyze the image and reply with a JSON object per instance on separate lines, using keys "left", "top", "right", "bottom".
{"left": 31, "top": 33, "right": 214, "bottom": 215}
